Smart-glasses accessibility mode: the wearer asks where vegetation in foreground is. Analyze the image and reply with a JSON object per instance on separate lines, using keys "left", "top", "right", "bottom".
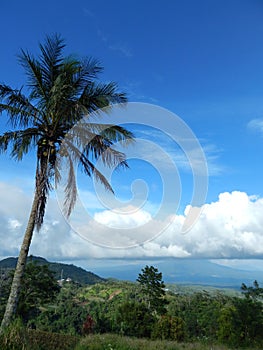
{"left": 0, "top": 323, "right": 261, "bottom": 350}
{"left": 1, "top": 262, "right": 263, "bottom": 349}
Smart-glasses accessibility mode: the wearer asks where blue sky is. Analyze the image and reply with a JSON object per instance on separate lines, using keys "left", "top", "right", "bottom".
{"left": 1, "top": 0, "right": 263, "bottom": 276}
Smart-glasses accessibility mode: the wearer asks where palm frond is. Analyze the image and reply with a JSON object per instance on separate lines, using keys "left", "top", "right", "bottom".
{"left": 71, "top": 57, "right": 103, "bottom": 93}
{"left": 35, "top": 158, "right": 53, "bottom": 230}
{"left": 0, "top": 131, "right": 15, "bottom": 153}
{"left": 18, "top": 50, "right": 48, "bottom": 103}
{"left": 0, "top": 128, "right": 39, "bottom": 159}
{"left": 73, "top": 122, "right": 134, "bottom": 144}
{"left": 60, "top": 139, "right": 115, "bottom": 195}
{"left": 63, "top": 156, "right": 77, "bottom": 218}
{"left": 11, "top": 129, "right": 39, "bottom": 160}
{"left": 83, "top": 133, "right": 129, "bottom": 169}
{"left": 0, "top": 85, "right": 40, "bottom": 128}
{"left": 79, "top": 152, "right": 114, "bottom": 193}
{"left": 99, "top": 125, "right": 135, "bottom": 147}
{"left": 80, "top": 81, "right": 127, "bottom": 113}
{"left": 35, "top": 178, "right": 49, "bottom": 231}
{"left": 39, "top": 33, "right": 65, "bottom": 89}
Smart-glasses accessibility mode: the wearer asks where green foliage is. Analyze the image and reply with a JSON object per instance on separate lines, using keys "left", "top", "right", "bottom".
{"left": 231, "top": 297, "right": 263, "bottom": 346}
{"left": 137, "top": 265, "right": 168, "bottom": 315}
{"left": 0, "top": 320, "right": 79, "bottom": 350}
{"left": 168, "top": 291, "right": 228, "bottom": 341}
{"left": 241, "top": 280, "right": 263, "bottom": 301}
{"left": 75, "top": 333, "right": 242, "bottom": 350}
{"left": 0, "top": 318, "right": 28, "bottom": 350}
{"left": 0, "top": 270, "right": 13, "bottom": 317}
{"left": 116, "top": 301, "right": 155, "bottom": 338}
{"left": 2, "top": 269, "right": 263, "bottom": 348}
{"left": 33, "top": 299, "right": 87, "bottom": 335}
{"left": 152, "top": 315, "right": 185, "bottom": 341}
{"left": 0, "top": 262, "right": 60, "bottom": 323}
{"left": 18, "top": 262, "right": 60, "bottom": 322}
{"left": 27, "top": 329, "right": 79, "bottom": 350}
{"left": 32, "top": 284, "right": 88, "bottom": 335}
{"left": 217, "top": 304, "right": 239, "bottom": 345}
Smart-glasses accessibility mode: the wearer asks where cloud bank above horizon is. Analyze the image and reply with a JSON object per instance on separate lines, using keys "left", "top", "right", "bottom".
{"left": 0, "top": 180, "right": 263, "bottom": 261}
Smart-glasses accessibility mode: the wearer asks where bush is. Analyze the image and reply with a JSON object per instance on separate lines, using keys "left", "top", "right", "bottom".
{"left": 27, "top": 329, "right": 79, "bottom": 350}
{"left": 0, "top": 320, "right": 79, "bottom": 350}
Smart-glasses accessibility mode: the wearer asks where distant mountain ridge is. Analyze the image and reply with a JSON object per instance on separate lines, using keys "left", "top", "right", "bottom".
{"left": 0, "top": 255, "right": 105, "bottom": 285}
{"left": 90, "top": 258, "right": 263, "bottom": 289}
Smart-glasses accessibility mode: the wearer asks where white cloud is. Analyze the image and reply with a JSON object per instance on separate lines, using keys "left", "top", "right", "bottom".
{"left": 1, "top": 180, "right": 263, "bottom": 261}
{"left": 8, "top": 219, "right": 22, "bottom": 230}
{"left": 94, "top": 206, "right": 151, "bottom": 228}
{"left": 247, "top": 118, "right": 263, "bottom": 135}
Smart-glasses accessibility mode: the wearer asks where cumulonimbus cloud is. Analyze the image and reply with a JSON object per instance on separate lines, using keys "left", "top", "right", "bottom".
{"left": 1, "top": 184, "right": 263, "bottom": 260}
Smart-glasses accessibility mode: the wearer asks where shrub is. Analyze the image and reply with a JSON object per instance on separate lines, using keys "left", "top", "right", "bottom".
{"left": 27, "top": 329, "right": 79, "bottom": 350}
{"left": 0, "top": 321, "right": 79, "bottom": 350}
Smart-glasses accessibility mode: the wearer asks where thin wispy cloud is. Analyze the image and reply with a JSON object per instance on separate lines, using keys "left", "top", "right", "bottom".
{"left": 97, "top": 30, "right": 133, "bottom": 58}
{"left": 125, "top": 126, "right": 223, "bottom": 176}
{"left": 121, "top": 80, "right": 159, "bottom": 103}
{"left": 109, "top": 43, "right": 132, "bottom": 58}
{"left": 247, "top": 118, "right": 263, "bottom": 136}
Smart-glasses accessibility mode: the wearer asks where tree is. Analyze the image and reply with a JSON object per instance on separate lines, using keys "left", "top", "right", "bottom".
{"left": 0, "top": 34, "right": 133, "bottom": 331}
{"left": 137, "top": 265, "right": 168, "bottom": 315}
{"left": 34, "top": 293, "right": 88, "bottom": 335}
{"left": 116, "top": 301, "right": 154, "bottom": 338}
{"left": 241, "top": 280, "right": 263, "bottom": 300}
{"left": 17, "top": 262, "right": 60, "bottom": 323}
{"left": 0, "top": 262, "right": 60, "bottom": 323}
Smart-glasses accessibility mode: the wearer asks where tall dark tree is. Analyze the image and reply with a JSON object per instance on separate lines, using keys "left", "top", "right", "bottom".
{"left": 137, "top": 265, "right": 168, "bottom": 315}
{"left": 0, "top": 34, "right": 133, "bottom": 331}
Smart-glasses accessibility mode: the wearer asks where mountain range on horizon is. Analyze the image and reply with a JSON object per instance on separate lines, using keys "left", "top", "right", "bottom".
{"left": 85, "top": 258, "right": 263, "bottom": 289}
{"left": 0, "top": 255, "right": 262, "bottom": 290}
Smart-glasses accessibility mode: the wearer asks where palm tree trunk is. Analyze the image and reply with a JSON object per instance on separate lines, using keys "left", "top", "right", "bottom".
{"left": 0, "top": 189, "right": 39, "bottom": 332}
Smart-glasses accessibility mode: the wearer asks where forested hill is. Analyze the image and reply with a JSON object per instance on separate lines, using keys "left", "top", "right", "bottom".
{"left": 0, "top": 255, "right": 105, "bottom": 285}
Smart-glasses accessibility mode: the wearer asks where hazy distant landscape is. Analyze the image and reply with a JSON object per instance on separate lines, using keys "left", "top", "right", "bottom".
{"left": 67, "top": 258, "right": 263, "bottom": 289}
{"left": 2, "top": 255, "right": 261, "bottom": 290}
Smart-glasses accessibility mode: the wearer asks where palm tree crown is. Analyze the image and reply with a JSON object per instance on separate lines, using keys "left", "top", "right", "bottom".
{"left": 0, "top": 33, "right": 133, "bottom": 228}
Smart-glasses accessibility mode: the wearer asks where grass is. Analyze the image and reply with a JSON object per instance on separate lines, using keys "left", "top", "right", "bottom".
{"left": 0, "top": 322, "right": 261, "bottom": 350}
{"left": 75, "top": 333, "right": 260, "bottom": 350}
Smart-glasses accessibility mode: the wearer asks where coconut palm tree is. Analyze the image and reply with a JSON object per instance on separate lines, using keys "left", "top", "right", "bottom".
{"left": 0, "top": 34, "right": 133, "bottom": 330}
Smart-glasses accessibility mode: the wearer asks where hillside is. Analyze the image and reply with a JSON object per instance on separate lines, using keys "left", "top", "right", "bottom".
{"left": 0, "top": 255, "right": 105, "bottom": 285}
